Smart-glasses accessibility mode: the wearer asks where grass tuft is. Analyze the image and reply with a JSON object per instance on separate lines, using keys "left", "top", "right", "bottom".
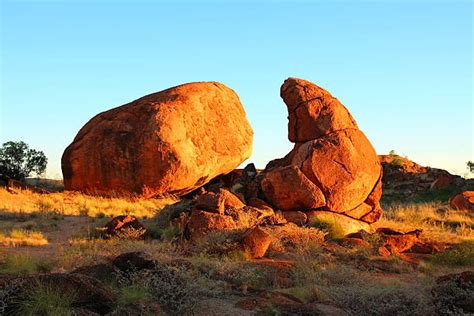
{"left": 0, "top": 229, "right": 48, "bottom": 247}
{"left": 16, "top": 283, "right": 75, "bottom": 316}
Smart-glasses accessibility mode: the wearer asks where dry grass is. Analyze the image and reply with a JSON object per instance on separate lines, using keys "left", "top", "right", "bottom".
{"left": 0, "top": 229, "right": 48, "bottom": 247}
{"left": 376, "top": 202, "right": 474, "bottom": 243}
{"left": 0, "top": 187, "right": 178, "bottom": 218}
{"left": 1, "top": 189, "right": 473, "bottom": 314}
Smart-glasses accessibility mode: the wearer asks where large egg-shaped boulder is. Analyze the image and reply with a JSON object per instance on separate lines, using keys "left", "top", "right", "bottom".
{"left": 62, "top": 82, "right": 253, "bottom": 196}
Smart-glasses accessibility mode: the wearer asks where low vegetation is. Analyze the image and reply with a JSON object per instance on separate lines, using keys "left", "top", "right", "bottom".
{"left": 0, "top": 229, "right": 48, "bottom": 247}
{"left": 0, "top": 187, "right": 177, "bottom": 218}
{"left": 0, "top": 187, "right": 473, "bottom": 314}
{"left": 15, "top": 283, "right": 75, "bottom": 316}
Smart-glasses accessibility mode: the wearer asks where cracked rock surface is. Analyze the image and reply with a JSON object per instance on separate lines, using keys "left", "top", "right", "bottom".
{"left": 261, "top": 78, "right": 382, "bottom": 224}
{"left": 62, "top": 82, "right": 254, "bottom": 197}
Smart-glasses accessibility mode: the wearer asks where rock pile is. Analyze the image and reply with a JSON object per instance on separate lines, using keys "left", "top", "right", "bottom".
{"left": 62, "top": 81, "right": 253, "bottom": 197}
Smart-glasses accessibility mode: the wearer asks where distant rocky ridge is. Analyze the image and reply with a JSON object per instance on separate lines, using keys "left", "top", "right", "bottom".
{"left": 379, "top": 154, "right": 468, "bottom": 201}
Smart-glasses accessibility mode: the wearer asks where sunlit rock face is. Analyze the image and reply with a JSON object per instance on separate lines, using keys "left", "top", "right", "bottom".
{"left": 62, "top": 81, "right": 253, "bottom": 197}
{"left": 260, "top": 78, "right": 382, "bottom": 224}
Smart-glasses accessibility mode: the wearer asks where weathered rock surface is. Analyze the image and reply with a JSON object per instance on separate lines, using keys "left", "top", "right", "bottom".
{"left": 242, "top": 226, "right": 272, "bottom": 258}
{"left": 449, "top": 191, "right": 474, "bottom": 211}
{"left": 260, "top": 78, "right": 382, "bottom": 226}
{"left": 62, "top": 81, "right": 253, "bottom": 197}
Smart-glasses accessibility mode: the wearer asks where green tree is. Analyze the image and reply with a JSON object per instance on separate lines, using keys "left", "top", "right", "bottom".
{"left": 468, "top": 161, "right": 474, "bottom": 173}
{"left": 0, "top": 141, "right": 47, "bottom": 181}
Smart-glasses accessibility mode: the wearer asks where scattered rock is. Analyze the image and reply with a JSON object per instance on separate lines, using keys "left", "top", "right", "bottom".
{"left": 376, "top": 227, "right": 422, "bottom": 256}
{"left": 62, "top": 81, "right": 253, "bottom": 197}
{"left": 449, "top": 191, "right": 474, "bottom": 211}
{"left": 102, "top": 215, "right": 146, "bottom": 238}
{"left": 242, "top": 226, "right": 272, "bottom": 258}
{"left": 112, "top": 252, "right": 157, "bottom": 272}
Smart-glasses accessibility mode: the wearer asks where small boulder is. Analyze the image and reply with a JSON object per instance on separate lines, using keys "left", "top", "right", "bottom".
{"left": 193, "top": 189, "right": 245, "bottom": 214}
{"left": 242, "top": 226, "right": 272, "bottom": 258}
{"left": 112, "top": 252, "right": 157, "bottom": 272}
{"left": 281, "top": 211, "right": 307, "bottom": 226}
{"left": 186, "top": 210, "right": 237, "bottom": 240}
{"left": 376, "top": 228, "right": 422, "bottom": 256}
{"left": 102, "top": 215, "right": 145, "bottom": 238}
{"left": 449, "top": 191, "right": 474, "bottom": 211}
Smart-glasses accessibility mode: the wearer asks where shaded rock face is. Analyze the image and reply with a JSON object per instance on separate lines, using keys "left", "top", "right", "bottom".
{"left": 62, "top": 81, "right": 253, "bottom": 197}
{"left": 260, "top": 78, "right": 382, "bottom": 224}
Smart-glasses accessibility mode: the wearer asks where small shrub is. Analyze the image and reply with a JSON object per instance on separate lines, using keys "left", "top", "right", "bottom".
{"left": 16, "top": 283, "right": 75, "bottom": 316}
{"left": 117, "top": 285, "right": 151, "bottom": 306}
{"left": 0, "top": 253, "right": 53, "bottom": 274}
{"left": 113, "top": 227, "right": 147, "bottom": 240}
{"left": 115, "top": 264, "right": 198, "bottom": 314}
{"left": 192, "top": 230, "right": 242, "bottom": 257}
{"left": 3, "top": 229, "right": 49, "bottom": 247}
{"left": 430, "top": 241, "right": 474, "bottom": 267}
{"left": 160, "top": 225, "right": 182, "bottom": 241}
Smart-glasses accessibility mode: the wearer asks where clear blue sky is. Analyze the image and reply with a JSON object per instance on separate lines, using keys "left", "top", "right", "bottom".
{"left": 0, "top": 0, "right": 472, "bottom": 179}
